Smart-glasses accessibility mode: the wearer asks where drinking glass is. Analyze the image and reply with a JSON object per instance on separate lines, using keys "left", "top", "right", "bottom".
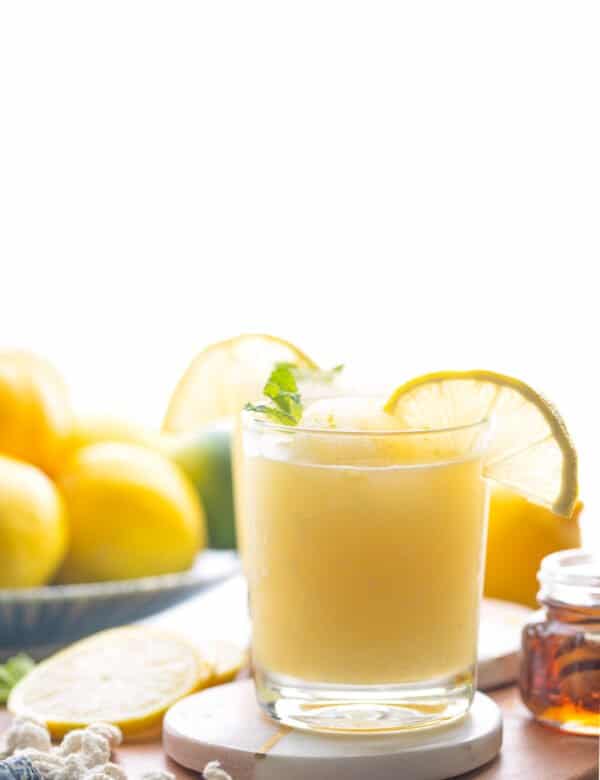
{"left": 237, "top": 403, "right": 491, "bottom": 733}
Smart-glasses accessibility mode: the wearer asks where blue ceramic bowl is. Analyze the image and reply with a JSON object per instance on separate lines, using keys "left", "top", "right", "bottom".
{"left": 0, "top": 550, "right": 240, "bottom": 660}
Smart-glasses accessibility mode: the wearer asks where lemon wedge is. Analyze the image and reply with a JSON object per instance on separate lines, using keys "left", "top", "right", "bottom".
{"left": 385, "top": 370, "right": 578, "bottom": 517}
{"left": 7, "top": 627, "right": 213, "bottom": 739}
{"left": 197, "top": 639, "right": 248, "bottom": 685}
{"left": 163, "top": 334, "right": 317, "bottom": 433}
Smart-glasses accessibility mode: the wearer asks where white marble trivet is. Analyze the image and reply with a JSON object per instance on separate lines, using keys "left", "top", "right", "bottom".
{"left": 164, "top": 680, "right": 502, "bottom": 780}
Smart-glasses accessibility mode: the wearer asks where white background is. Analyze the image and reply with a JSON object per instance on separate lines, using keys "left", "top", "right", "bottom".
{"left": 1, "top": 2, "right": 598, "bottom": 544}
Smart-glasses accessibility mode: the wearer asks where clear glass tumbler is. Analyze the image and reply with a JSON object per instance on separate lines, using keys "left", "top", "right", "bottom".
{"left": 238, "top": 404, "right": 491, "bottom": 733}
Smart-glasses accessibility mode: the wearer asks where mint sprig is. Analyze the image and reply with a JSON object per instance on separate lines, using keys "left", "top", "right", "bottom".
{"left": 276, "top": 362, "right": 344, "bottom": 384}
{"left": 0, "top": 654, "right": 35, "bottom": 703}
{"left": 245, "top": 364, "right": 303, "bottom": 426}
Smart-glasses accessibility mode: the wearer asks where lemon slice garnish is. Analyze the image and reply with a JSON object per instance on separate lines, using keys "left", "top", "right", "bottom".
{"left": 385, "top": 370, "right": 578, "bottom": 517}
{"left": 163, "top": 334, "right": 316, "bottom": 433}
{"left": 8, "top": 627, "right": 213, "bottom": 739}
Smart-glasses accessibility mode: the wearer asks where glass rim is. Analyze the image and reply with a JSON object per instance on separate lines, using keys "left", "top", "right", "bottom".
{"left": 241, "top": 405, "right": 492, "bottom": 438}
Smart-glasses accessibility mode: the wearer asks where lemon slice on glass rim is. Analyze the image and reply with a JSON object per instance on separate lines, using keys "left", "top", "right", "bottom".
{"left": 385, "top": 370, "right": 578, "bottom": 517}
{"left": 163, "top": 333, "right": 317, "bottom": 433}
{"left": 8, "top": 627, "right": 213, "bottom": 739}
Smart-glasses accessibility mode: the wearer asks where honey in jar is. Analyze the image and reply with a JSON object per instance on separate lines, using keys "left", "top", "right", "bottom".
{"left": 520, "top": 549, "right": 600, "bottom": 735}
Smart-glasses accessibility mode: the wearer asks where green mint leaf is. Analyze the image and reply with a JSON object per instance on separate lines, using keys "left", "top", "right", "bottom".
{"left": 5, "top": 653, "right": 35, "bottom": 681}
{"left": 0, "top": 654, "right": 35, "bottom": 704}
{"left": 245, "top": 403, "right": 298, "bottom": 426}
{"left": 264, "top": 364, "right": 298, "bottom": 397}
{"left": 273, "top": 361, "right": 296, "bottom": 373}
{"left": 275, "top": 393, "right": 302, "bottom": 421}
{"left": 261, "top": 364, "right": 302, "bottom": 423}
{"left": 0, "top": 667, "right": 13, "bottom": 686}
{"left": 245, "top": 364, "right": 304, "bottom": 426}
{"left": 275, "top": 362, "right": 344, "bottom": 384}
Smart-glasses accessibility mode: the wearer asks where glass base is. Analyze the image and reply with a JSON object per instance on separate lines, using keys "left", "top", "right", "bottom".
{"left": 255, "top": 665, "right": 475, "bottom": 734}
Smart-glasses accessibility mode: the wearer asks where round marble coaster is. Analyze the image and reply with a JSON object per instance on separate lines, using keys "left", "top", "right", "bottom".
{"left": 164, "top": 680, "right": 502, "bottom": 780}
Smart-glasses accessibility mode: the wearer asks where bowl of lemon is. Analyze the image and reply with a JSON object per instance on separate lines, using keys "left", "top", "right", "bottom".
{"left": 0, "top": 351, "right": 240, "bottom": 660}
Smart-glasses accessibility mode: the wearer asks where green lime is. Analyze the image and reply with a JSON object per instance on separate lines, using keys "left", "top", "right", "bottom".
{"left": 168, "top": 426, "right": 236, "bottom": 550}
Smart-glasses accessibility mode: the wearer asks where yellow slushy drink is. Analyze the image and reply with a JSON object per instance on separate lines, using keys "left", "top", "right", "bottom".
{"left": 240, "top": 397, "right": 490, "bottom": 733}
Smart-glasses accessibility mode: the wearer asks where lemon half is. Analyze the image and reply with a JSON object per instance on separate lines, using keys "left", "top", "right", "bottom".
{"left": 385, "top": 370, "right": 578, "bottom": 517}
{"left": 163, "top": 334, "right": 317, "bottom": 433}
{"left": 8, "top": 627, "right": 213, "bottom": 739}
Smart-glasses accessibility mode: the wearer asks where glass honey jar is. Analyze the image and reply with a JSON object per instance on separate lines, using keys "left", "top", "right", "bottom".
{"left": 520, "top": 549, "right": 600, "bottom": 735}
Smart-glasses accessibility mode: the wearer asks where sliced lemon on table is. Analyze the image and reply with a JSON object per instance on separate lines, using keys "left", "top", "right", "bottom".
{"left": 385, "top": 370, "right": 578, "bottom": 517}
{"left": 8, "top": 627, "right": 213, "bottom": 739}
{"left": 163, "top": 334, "right": 317, "bottom": 433}
{"left": 197, "top": 639, "right": 248, "bottom": 686}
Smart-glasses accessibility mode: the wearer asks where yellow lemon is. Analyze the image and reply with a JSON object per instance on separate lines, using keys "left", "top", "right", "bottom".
{"left": 163, "top": 333, "right": 317, "bottom": 433}
{"left": 56, "top": 443, "right": 205, "bottom": 584}
{"left": 0, "top": 351, "right": 72, "bottom": 475}
{"left": 8, "top": 626, "right": 213, "bottom": 739}
{"left": 484, "top": 485, "right": 582, "bottom": 608}
{"left": 66, "top": 416, "right": 164, "bottom": 455}
{"left": 0, "top": 454, "right": 68, "bottom": 587}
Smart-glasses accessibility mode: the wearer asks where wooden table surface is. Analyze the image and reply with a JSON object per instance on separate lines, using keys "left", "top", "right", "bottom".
{"left": 1, "top": 579, "right": 598, "bottom": 779}
{"left": 2, "top": 685, "right": 597, "bottom": 779}
{"left": 119, "top": 686, "right": 600, "bottom": 780}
